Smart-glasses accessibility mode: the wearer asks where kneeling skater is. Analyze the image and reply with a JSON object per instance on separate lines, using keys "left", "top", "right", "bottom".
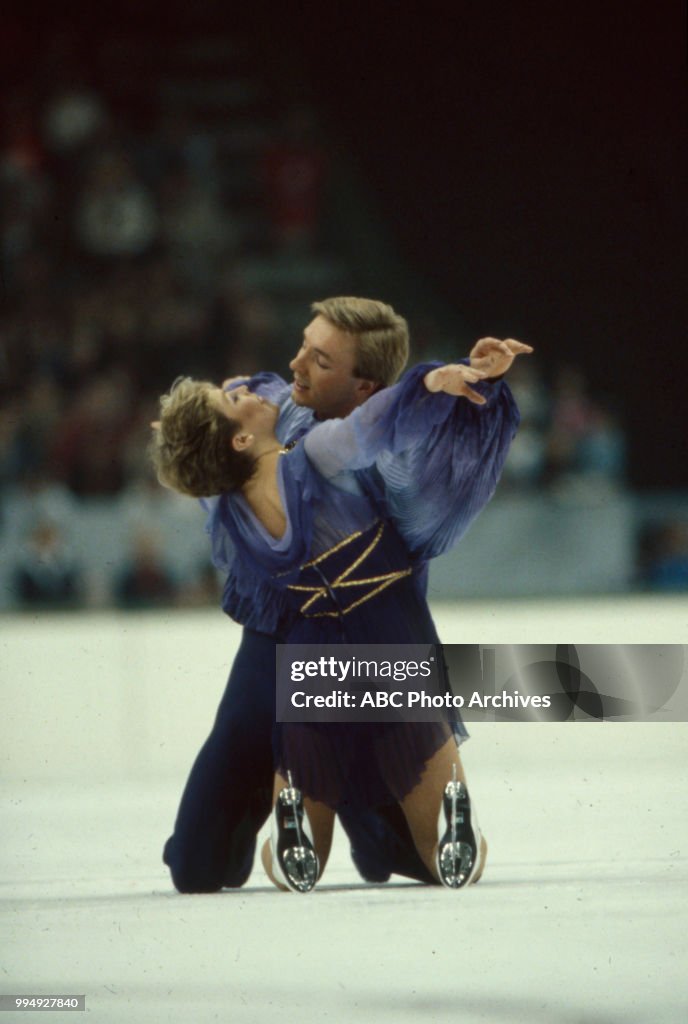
{"left": 152, "top": 356, "right": 522, "bottom": 890}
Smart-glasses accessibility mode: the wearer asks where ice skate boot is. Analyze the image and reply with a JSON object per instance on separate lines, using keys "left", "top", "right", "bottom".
{"left": 436, "top": 765, "right": 482, "bottom": 889}
{"left": 271, "top": 772, "right": 319, "bottom": 893}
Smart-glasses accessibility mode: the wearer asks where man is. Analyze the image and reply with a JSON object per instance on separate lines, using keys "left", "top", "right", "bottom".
{"left": 162, "top": 296, "right": 530, "bottom": 891}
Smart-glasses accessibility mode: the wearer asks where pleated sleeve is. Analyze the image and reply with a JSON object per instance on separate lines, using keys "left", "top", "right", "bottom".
{"left": 304, "top": 362, "right": 520, "bottom": 559}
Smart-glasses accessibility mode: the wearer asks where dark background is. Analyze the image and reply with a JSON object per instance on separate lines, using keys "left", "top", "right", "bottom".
{"left": 4, "top": 1, "right": 686, "bottom": 488}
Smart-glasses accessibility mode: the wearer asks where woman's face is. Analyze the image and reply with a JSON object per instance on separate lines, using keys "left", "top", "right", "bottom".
{"left": 208, "top": 384, "right": 279, "bottom": 438}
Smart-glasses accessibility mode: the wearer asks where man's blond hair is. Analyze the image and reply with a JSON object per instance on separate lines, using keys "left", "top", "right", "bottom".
{"left": 311, "top": 297, "right": 409, "bottom": 386}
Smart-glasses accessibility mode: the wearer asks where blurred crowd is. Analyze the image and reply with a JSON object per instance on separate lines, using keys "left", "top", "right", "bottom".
{"left": 499, "top": 362, "right": 626, "bottom": 495}
{"left": 1, "top": 31, "right": 335, "bottom": 608}
{"left": 1, "top": 79, "right": 328, "bottom": 496}
{"left": 2, "top": 31, "right": 681, "bottom": 609}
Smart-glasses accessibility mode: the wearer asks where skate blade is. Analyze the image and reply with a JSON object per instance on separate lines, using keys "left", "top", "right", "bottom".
{"left": 438, "top": 841, "right": 476, "bottom": 888}
{"left": 436, "top": 778, "right": 481, "bottom": 889}
{"left": 271, "top": 780, "right": 319, "bottom": 893}
{"left": 282, "top": 846, "right": 319, "bottom": 893}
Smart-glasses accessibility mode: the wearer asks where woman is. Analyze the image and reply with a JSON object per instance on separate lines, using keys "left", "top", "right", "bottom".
{"left": 151, "top": 361, "right": 509, "bottom": 892}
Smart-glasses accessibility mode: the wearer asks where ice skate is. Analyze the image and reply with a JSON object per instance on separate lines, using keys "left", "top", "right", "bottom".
{"left": 436, "top": 765, "right": 483, "bottom": 888}
{"left": 270, "top": 772, "right": 319, "bottom": 893}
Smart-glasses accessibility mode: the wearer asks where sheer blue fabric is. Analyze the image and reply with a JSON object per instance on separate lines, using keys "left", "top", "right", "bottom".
{"left": 305, "top": 362, "right": 519, "bottom": 558}
{"left": 210, "top": 363, "right": 519, "bottom": 632}
{"left": 201, "top": 364, "right": 520, "bottom": 805}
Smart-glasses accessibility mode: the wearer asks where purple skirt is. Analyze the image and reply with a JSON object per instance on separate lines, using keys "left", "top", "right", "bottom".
{"left": 271, "top": 520, "right": 468, "bottom": 808}
{"left": 274, "top": 720, "right": 459, "bottom": 808}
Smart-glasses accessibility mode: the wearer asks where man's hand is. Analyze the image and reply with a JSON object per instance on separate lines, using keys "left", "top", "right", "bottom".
{"left": 424, "top": 364, "right": 489, "bottom": 405}
{"left": 469, "top": 337, "right": 533, "bottom": 378}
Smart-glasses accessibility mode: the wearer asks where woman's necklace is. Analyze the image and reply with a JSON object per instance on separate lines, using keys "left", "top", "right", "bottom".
{"left": 253, "top": 446, "right": 289, "bottom": 464}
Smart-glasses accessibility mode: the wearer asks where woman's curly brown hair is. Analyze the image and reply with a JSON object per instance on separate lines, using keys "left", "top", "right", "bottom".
{"left": 149, "top": 378, "right": 255, "bottom": 497}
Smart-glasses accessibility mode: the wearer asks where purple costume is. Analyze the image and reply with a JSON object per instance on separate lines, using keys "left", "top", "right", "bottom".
{"left": 202, "top": 364, "right": 519, "bottom": 807}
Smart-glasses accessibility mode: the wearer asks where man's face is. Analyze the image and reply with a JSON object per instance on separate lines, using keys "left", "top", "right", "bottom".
{"left": 289, "top": 315, "right": 373, "bottom": 419}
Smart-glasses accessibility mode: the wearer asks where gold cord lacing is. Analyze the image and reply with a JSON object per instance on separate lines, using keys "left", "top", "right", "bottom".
{"left": 286, "top": 521, "right": 413, "bottom": 618}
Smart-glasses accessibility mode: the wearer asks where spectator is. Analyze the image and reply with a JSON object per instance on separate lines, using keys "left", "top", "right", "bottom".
{"left": 50, "top": 371, "right": 134, "bottom": 497}
{"left": 262, "top": 105, "right": 328, "bottom": 252}
{"left": 42, "top": 83, "right": 108, "bottom": 156}
{"left": 159, "top": 163, "right": 238, "bottom": 287}
{"left": 74, "top": 149, "right": 158, "bottom": 259}
{"left": 640, "top": 521, "right": 688, "bottom": 592}
{"left": 500, "top": 361, "right": 549, "bottom": 489}
{"left": 544, "top": 365, "right": 626, "bottom": 491}
{"left": 577, "top": 406, "right": 626, "bottom": 483}
{"left": 114, "top": 529, "right": 178, "bottom": 609}
{"left": 13, "top": 518, "right": 82, "bottom": 608}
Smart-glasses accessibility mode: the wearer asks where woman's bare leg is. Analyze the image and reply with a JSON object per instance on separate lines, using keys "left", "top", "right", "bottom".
{"left": 261, "top": 772, "right": 335, "bottom": 891}
{"left": 399, "top": 738, "right": 487, "bottom": 885}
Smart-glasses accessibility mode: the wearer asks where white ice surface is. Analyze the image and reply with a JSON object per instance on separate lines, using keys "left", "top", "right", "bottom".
{"left": 2, "top": 600, "right": 687, "bottom": 1023}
